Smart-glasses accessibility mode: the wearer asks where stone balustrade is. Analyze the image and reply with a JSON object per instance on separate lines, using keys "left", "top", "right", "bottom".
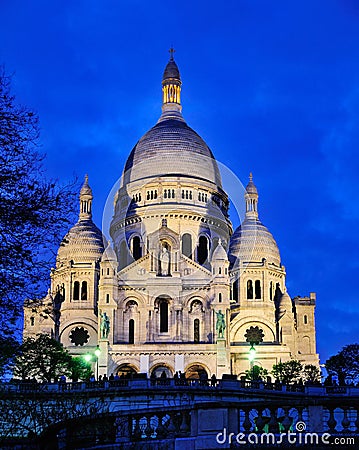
{"left": 1, "top": 378, "right": 359, "bottom": 449}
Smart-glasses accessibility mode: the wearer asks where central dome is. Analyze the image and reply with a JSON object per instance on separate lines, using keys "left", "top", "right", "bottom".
{"left": 122, "top": 55, "right": 222, "bottom": 189}
{"left": 123, "top": 118, "right": 222, "bottom": 187}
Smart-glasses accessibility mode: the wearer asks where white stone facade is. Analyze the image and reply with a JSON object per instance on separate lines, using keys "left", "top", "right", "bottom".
{"left": 23, "top": 55, "right": 319, "bottom": 379}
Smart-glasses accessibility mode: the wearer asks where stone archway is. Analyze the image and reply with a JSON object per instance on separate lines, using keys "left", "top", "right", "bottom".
{"left": 116, "top": 364, "right": 138, "bottom": 377}
{"left": 150, "top": 364, "right": 173, "bottom": 378}
{"left": 185, "top": 364, "right": 208, "bottom": 380}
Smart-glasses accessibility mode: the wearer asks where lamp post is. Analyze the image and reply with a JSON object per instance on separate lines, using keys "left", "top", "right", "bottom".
{"left": 84, "top": 345, "right": 101, "bottom": 380}
{"left": 244, "top": 326, "right": 264, "bottom": 382}
{"left": 248, "top": 344, "right": 256, "bottom": 381}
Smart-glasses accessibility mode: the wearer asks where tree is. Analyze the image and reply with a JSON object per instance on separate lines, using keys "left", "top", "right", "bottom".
{"left": 69, "top": 356, "right": 93, "bottom": 382}
{"left": 0, "top": 68, "right": 76, "bottom": 339}
{"left": 302, "top": 364, "right": 321, "bottom": 384}
{"left": 0, "top": 336, "right": 19, "bottom": 377}
{"left": 326, "top": 344, "right": 359, "bottom": 383}
{"left": 245, "top": 365, "right": 268, "bottom": 381}
{"left": 0, "top": 391, "right": 108, "bottom": 440}
{"left": 271, "top": 360, "right": 303, "bottom": 384}
{"left": 13, "top": 334, "right": 73, "bottom": 382}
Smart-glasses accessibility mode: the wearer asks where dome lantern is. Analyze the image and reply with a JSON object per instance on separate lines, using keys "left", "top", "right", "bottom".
{"left": 79, "top": 174, "right": 93, "bottom": 221}
{"left": 245, "top": 173, "right": 259, "bottom": 219}
{"left": 160, "top": 48, "right": 183, "bottom": 121}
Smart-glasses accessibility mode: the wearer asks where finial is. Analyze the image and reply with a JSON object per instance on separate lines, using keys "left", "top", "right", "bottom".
{"left": 249, "top": 172, "right": 253, "bottom": 182}
{"left": 218, "top": 238, "right": 222, "bottom": 246}
{"left": 169, "top": 46, "right": 175, "bottom": 61}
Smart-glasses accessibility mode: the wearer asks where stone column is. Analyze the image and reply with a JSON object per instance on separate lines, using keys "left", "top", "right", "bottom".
{"left": 98, "top": 339, "right": 109, "bottom": 377}
{"left": 140, "top": 354, "right": 150, "bottom": 375}
{"left": 216, "top": 339, "right": 230, "bottom": 377}
{"left": 175, "top": 354, "right": 184, "bottom": 373}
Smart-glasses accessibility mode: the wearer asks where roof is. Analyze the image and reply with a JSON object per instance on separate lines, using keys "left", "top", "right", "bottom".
{"left": 56, "top": 219, "right": 105, "bottom": 266}
{"left": 123, "top": 118, "right": 222, "bottom": 187}
{"left": 229, "top": 217, "right": 281, "bottom": 267}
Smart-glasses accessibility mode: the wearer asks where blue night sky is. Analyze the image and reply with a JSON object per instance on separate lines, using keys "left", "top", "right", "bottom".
{"left": 1, "top": 0, "right": 359, "bottom": 363}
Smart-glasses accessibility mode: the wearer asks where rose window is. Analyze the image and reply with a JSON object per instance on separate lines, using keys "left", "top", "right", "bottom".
{"left": 69, "top": 327, "right": 90, "bottom": 346}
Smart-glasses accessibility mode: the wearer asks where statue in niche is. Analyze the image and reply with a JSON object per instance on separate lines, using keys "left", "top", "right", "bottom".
{"left": 215, "top": 310, "right": 226, "bottom": 339}
{"left": 159, "top": 245, "right": 170, "bottom": 276}
{"left": 190, "top": 300, "right": 203, "bottom": 313}
{"left": 100, "top": 311, "right": 110, "bottom": 339}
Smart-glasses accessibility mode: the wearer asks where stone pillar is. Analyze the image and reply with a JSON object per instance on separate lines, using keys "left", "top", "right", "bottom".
{"left": 175, "top": 306, "right": 182, "bottom": 341}
{"left": 175, "top": 354, "right": 184, "bottom": 373}
{"left": 148, "top": 310, "right": 153, "bottom": 341}
{"left": 140, "top": 354, "right": 149, "bottom": 375}
{"left": 216, "top": 338, "right": 230, "bottom": 377}
{"left": 98, "top": 339, "right": 109, "bottom": 377}
{"left": 307, "top": 405, "right": 324, "bottom": 432}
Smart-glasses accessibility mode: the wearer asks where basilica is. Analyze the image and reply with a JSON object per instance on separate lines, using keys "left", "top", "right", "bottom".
{"left": 23, "top": 54, "right": 319, "bottom": 379}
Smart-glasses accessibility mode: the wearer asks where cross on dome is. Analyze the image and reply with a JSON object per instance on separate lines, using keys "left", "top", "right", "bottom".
{"left": 169, "top": 46, "right": 175, "bottom": 61}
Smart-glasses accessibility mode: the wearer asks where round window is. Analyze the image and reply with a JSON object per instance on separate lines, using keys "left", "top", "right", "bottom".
{"left": 69, "top": 327, "right": 90, "bottom": 346}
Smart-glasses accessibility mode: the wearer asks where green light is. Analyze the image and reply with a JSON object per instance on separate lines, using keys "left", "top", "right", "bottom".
{"left": 84, "top": 353, "right": 92, "bottom": 363}
{"left": 94, "top": 346, "right": 101, "bottom": 358}
{"left": 248, "top": 345, "right": 256, "bottom": 362}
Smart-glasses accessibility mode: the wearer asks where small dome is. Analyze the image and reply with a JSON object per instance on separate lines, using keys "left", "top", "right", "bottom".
{"left": 56, "top": 219, "right": 105, "bottom": 266}
{"left": 279, "top": 290, "right": 292, "bottom": 307}
{"left": 211, "top": 240, "right": 228, "bottom": 262}
{"left": 246, "top": 173, "right": 258, "bottom": 195}
{"left": 229, "top": 218, "right": 281, "bottom": 267}
{"left": 163, "top": 59, "right": 180, "bottom": 80}
{"left": 101, "top": 241, "right": 117, "bottom": 262}
{"left": 80, "top": 174, "right": 92, "bottom": 196}
{"left": 277, "top": 290, "right": 292, "bottom": 319}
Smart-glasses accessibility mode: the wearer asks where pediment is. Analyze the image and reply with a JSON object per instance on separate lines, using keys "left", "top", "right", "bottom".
{"left": 117, "top": 252, "right": 211, "bottom": 283}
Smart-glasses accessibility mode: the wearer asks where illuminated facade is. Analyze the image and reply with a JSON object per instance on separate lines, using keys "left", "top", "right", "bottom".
{"left": 23, "top": 53, "right": 319, "bottom": 378}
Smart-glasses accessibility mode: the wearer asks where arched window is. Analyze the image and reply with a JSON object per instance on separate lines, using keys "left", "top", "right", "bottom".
{"left": 255, "top": 280, "right": 261, "bottom": 299}
{"left": 81, "top": 281, "right": 88, "bottom": 300}
{"left": 247, "top": 280, "right": 253, "bottom": 299}
{"left": 219, "top": 293, "right": 222, "bottom": 303}
{"left": 304, "top": 315, "right": 308, "bottom": 325}
{"left": 164, "top": 189, "right": 167, "bottom": 199}
{"left": 182, "top": 233, "right": 192, "bottom": 259}
{"left": 106, "top": 293, "right": 110, "bottom": 304}
{"left": 129, "top": 319, "right": 134, "bottom": 344}
{"left": 269, "top": 281, "right": 273, "bottom": 300}
{"left": 160, "top": 301, "right": 169, "bottom": 333}
{"left": 107, "top": 267, "right": 110, "bottom": 276}
{"left": 197, "top": 235, "right": 208, "bottom": 265}
{"left": 132, "top": 236, "right": 142, "bottom": 260}
{"left": 30, "top": 317, "right": 35, "bottom": 326}
{"left": 232, "top": 279, "right": 239, "bottom": 302}
{"left": 119, "top": 240, "right": 127, "bottom": 270}
{"left": 73, "top": 281, "right": 80, "bottom": 300}
{"left": 194, "top": 319, "right": 200, "bottom": 343}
